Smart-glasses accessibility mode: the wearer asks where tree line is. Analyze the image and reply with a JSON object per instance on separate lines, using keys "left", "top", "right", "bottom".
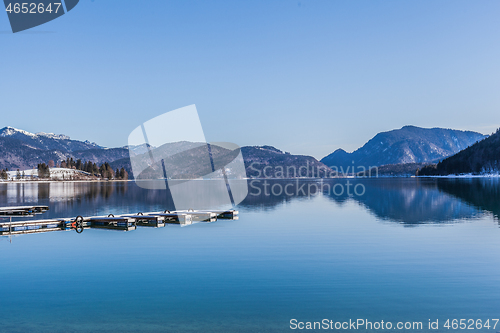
{"left": 1, "top": 160, "right": 129, "bottom": 180}
{"left": 58, "top": 158, "right": 128, "bottom": 180}
{"left": 0, "top": 168, "right": 27, "bottom": 180}
{"left": 417, "top": 128, "right": 500, "bottom": 176}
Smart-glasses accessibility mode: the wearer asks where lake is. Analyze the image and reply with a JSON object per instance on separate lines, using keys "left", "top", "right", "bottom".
{"left": 0, "top": 178, "right": 499, "bottom": 332}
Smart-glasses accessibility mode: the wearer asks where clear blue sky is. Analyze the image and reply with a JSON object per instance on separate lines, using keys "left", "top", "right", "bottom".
{"left": 1, "top": 0, "right": 499, "bottom": 158}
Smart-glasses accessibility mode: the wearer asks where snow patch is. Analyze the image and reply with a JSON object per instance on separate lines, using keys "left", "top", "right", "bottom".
{"left": 36, "top": 132, "right": 70, "bottom": 140}
{"left": 0, "top": 126, "right": 37, "bottom": 138}
{"left": 418, "top": 173, "right": 500, "bottom": 178}
{"left": 5, "top": 168, "right": 91, "bottom": 180}
{"left": 0, "top": 126, "right": 71, "bottom": 140}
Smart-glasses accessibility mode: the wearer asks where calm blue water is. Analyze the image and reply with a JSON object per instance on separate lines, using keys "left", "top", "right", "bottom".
{"left": 0, "top": 179, "right": 499, "bottom": 332}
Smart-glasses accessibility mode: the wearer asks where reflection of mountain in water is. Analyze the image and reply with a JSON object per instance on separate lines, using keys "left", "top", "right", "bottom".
{"left": 1, "top": 179, "right": 498, "bottom": 225}
{"left": 342, "top": 179, "right": 482, "bottom": 224}
{"left": 239, "top": 179, "right": 313, "bottom": 210}
{"left": 240, "top": 179, "right": 490, "bottom": 225}
{"left": 0, "top": 182, "right": 175, "bottom": 219}
{"left": 433, "top": 178, "right": 500, "bottom": 221}
{"left": 0, "top": 180, "right": 248, "bottom": 218}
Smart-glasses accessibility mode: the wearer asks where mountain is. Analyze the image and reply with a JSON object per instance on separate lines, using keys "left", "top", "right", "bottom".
{"left": 0, "top": 136, "right": 129, "bottom": 171}
{"left": 321, "top": 126, "right": 486, "bottom": 172}
{"left": 3, "top": 124, "right": 491, "bottom": 179}
{"left": 0, "top": 126, "right": 101, "bottom": 152}
{"left": 323, "top": 149, "right": 351, "bottom": 169}
{"left": 0, "top": 126, "right": 330, "bottom": 179}
{"left": 0, "top": 127, "right": 128, "bottom": 170}
{"left": 242, "top": 146, "right": 331, "bottom": 178}
{"left": 111, "top": 144, "right": 332, "bottom": 179}
{"left": 417, "top": 128, "right": 500, "bottom": 175}
{"left": 116, "top": 141, "right": 238, "bottom": 180}
{"left": 0, "top": 136, "right": 65, "bottom": 170}
{"left": 71, "top": 148, "right": 129, "bottom": 165}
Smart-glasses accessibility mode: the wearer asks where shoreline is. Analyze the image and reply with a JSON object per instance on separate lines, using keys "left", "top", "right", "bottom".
{"left": 0, "top": 179, "right": 133, "bottom": 184}
{"left": 2, "top": 174, "right": 500, "bottom": 184}
{"left": 416, "top": 174, "right": 500, "bottom": 179}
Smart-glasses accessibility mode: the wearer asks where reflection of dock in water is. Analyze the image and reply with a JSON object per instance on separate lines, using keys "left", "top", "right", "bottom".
{"left": 0, "top": 206, "right": 238, "bottom": 237}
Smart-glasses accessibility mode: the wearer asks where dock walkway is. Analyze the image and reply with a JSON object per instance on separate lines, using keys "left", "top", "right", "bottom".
{"left": 0, "top": 207, "right": 238, "bottom": 236}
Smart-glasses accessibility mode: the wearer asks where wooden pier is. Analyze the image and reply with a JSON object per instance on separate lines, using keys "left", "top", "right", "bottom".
{"left": 0, "top": 206, "right": 238, "bottom": 237}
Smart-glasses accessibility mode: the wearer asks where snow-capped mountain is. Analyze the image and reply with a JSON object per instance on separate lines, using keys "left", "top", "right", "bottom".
{"left": 0, "top": 126, "right": 130, "bottom": 170}
{"left": 0, "top": 126, "right": 101, "bottom": 152}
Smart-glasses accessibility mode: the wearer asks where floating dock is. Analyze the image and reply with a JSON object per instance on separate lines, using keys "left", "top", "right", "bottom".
{"left": 0, "top": 205, "right": 49, "bottom": 216}
{"left": 0, "top": 207, "right": 238, "bottom": 237}
{"left": 121, "top": 214, "right": 166, "bottom": 228}
{"left": 89, "top": 216, "right": 137, "bottom": 231}
{"left": 146, "top": 211, "right": 193, "bottom": 224}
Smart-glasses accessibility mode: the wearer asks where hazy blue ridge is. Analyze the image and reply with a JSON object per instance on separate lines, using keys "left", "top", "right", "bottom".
{"left": 321, "top": 125, "right": 486, "bottom": 170}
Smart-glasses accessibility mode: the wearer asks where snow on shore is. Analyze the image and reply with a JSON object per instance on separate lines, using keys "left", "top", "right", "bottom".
{"left": 417, "top": 173, "right": 500, "bottom": 178}
{"left": 4, "top": 168, "right": 91, "bottom": 180}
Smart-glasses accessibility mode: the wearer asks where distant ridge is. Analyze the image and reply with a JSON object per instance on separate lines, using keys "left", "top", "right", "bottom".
{"left": 321, "top": 125, "right": 486, "bottom": 170}
{"left": 241, "top": 145, "right": 330, "bottom": 178}
{"left": 110, "top": 144, "right": 332, "bottom": 179}
{"left": 0, "top": 127, "right": 329, "bottom": 179}
{"left": 0, "top": 125, "right": 491, "bottom": 179}
{"left": 0, "top": 126, "right": 128, "bottom": 171}
{"left": 0, "top": 126, "right": 101, "bottom": 152}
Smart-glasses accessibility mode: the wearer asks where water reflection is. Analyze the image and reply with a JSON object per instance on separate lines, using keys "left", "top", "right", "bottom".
{"left": 345, "top": 179, "right": 482, "bottom": 224}
{"left": 241, "top": 178, "right": 497, "bottom": 225}
{"left": 433, "top": 178, "right": 500, "bottom": 220}
{"left": 0, "top": 182, "right": 129, "bottom": 203}
{"left": 0, "top": 181, "right": 174, "bottom": 220}
{"left": 0, "top": 178, "right": 498, "bottom": 226}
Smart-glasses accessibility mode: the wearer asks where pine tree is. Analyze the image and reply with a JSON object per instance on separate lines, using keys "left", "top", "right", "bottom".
{"left": 37, "top": 163, "right": 50, "bottom": 179}
{"left": 120, "top": 168, "right": 128, "bottom": 180}
{"left": 99, "top": 164, "right": 105, "bottom": 178}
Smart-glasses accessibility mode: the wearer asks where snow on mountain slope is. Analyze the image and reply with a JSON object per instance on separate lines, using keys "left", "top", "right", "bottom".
{"left": 0, "top": 126, "right": 101, "bottom": 152}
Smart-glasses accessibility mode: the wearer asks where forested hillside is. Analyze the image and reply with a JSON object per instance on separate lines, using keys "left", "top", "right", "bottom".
{"left": 417, "top": 129, "right": 500, "bottom": 175}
